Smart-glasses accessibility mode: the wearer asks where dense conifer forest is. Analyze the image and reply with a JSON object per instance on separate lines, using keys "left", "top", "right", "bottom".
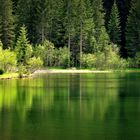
{"left": 0, "top": 0, "right": 140, "bottom": 74}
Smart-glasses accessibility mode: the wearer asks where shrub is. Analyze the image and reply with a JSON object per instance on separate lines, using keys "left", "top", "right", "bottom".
{"left": 34, "top": 40, "right": 55, "bottom": 66}
{"left": 127, "top": 52, "right": 140, "bottom": 68}
{"left": 34, "top": 44, "right": 46, "bottom": 60}
{"left": 0, "top": 42, "right": 17, "bottom": 72}
{"left": 56, "top": 47, "right": 70, "bottom": 68}
{"left": 27, "top": 57, "right": 43, "bottom": 73}
{"left": 18, "top": 64, "right": 28, "bottom": 78}
{"left": 81, "top": 54, "right": 96, "bottom": 68}
{"left": 81, "top": 45, "right": 128, "bottom": 70}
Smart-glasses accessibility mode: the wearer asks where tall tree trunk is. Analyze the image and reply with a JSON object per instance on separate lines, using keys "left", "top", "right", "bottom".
{"left": 41, "top": 23, "right": 45, "bottom": 42}
{"left": 80, "top": 22, "right": 83, "bottom": 69}
{"left": 68, "top": 34, "right": 71, "bottom": 68}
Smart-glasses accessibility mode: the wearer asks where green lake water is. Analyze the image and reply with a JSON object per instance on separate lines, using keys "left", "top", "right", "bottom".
{"left": 0, "top": 73, "right": 140, "bottom": 140}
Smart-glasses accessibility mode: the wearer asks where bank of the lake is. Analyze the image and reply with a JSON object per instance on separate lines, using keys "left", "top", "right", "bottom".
{"left": 0, "top": 73, "right": 32, "bottom": 80}
{"left": 0, "top": 73, "right": 19, "bottom": 80}
{"left": 0, "top": 70, "right": 112, "bottom": 80}
{"left": 1, "top": 68, "right": 140, "bottom": 80}
{"left": 34, "top": 69, "right": 112, "bottom": 74}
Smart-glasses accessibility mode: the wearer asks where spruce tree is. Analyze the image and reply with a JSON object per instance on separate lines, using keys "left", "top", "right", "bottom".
{"left": 76, "top": 0, "right": 94, "bottom": 67}
{"left": 126, "top": 0, "right": 140, "bottom": 57}
{"left": 0, "top": 0, "right": 15, "bottom": 49}
{"left": 91, "top": 0, "right": 109, "bottom": 52}
{"left": 64, "top": 0, "right": 79, "bottom": 67}
{"left": 17, "top": 0, "right": 39, "bottom": 44}
{"left": 15, "top": 25, "right": 32, "bottom": 64}
{"left": 108, "top": 1, "right": 121, "bottom": 45}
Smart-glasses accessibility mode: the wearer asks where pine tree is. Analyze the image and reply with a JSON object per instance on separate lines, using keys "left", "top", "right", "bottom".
{"left": 64, "top": 0, "right": 76, "bottom": 67}
{"left": 91, "top": 0, "right": 109, "bottom": 52}
{"left": 76, "top": 0, "right": 94, "bottom": 68}
{"left": 16, "top": 0, "right": 40, "bottom": 44}
{"left": 108, "top": 1, "right": 121, "bottom": 45}
{"left": 126, "top": 0, "right": 140, "bottom": 57}
{"left": 78, "top": 0, "right": 86, "bottom": 68}
{"left": 15, "top": 25, "right": 32, "bottom": 64}
{"left": 0, "top": 0, "right": 15, "bottom": 49}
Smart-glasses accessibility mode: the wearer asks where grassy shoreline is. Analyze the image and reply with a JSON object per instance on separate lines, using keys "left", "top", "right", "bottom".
{"left": 1, "top": 68, "right": 140, "bottom": 80}
{"left": 0, "top": 73, "right": 19, "bottom": 80}
{"left": 34, "top": 69, "right": 112, "bottom": 74}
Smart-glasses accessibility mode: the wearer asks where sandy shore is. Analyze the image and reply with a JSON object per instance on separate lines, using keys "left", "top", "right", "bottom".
{"left": 34, "top": 69, "right": 112, "bottom": 74}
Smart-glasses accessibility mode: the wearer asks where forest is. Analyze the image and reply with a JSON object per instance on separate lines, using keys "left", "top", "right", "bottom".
{"left": 0, "top": 0, "right": 140, "bottom": 75}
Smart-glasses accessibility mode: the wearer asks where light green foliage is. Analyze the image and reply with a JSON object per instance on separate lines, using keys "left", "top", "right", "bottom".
{"left": 102, "top": 45, "right": 128, "bottom": 70}
{"left": 34, "top": 40, "right": 70, "bottom": 68}
{"left": 42, "top": 39, "right": 55, "bottom": 50}
{"left": 34, "top": 41, "right": 70, "bottom": 68}
{"left": 81, "top": 54, "right": 96, "bottom": 68}
{"left": 55, "top": 47, "right": 70, "bottom": 68}
{"left": 27, "top": 57, "right": 43, "bottom": 73}
{"left": 81, "top": 44, "right": 128, "bottom": 70}
{"left": 34, "top": 44, "right": 46, "bottom": 60}
{"left": 15, "top": 26, "right": 33, "bottom": 64}
{"left": 0, "top": 41, "right": 17, "bottom": 72}
{"left": 34, "top": 40, "right": 52, "bottom": 66}
{"left": 108, "top": 1, "right": 121, "bottom": 44}
{"left": 18, "top": 64, "right": 28, "bottom": 77}
{"left": 41, "top": 39, "right": 55, "bottom": 66}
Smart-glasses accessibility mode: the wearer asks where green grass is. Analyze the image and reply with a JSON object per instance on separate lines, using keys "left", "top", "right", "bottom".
{"left": 0, "top": 73, "right": 19, "bottom": 79}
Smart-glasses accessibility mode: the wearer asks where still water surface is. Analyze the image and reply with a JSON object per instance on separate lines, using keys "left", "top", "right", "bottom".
{"left": 0, "top": 73, "right": 140, "bottom": 140}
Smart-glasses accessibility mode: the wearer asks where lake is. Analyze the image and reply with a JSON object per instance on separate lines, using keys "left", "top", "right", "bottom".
{"left": 0, "top": 73, "right": 140, "bottom": 140}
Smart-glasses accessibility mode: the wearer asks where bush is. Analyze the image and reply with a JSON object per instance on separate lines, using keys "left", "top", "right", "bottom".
{"left": 34, "top": 40, "right": 55, "bottom": 66}
{"left": 0, "top": 42, "right": 17, "bottom": 72}
{"left": 81, "top": 54, "right": 96, "bottom": 68}
{"left": 34, "top": 44, "right": 46, "bottom": 60}
{"left": 55, "top": 47, "right": 70, "bottom": 68}
{"left": 128, "top": 52, "right": 140, "bottom": 68}
{"left": 81, "top": 45, "right": 128, "bottom": 70}
{"left": 18, "top": 64, "right": 28, "bottom": 78}
{"left": 34, "top": 42, "right": 70, "bottom": 68}
{"left": 27, "top": 57, "right": 43, "bottom": 73}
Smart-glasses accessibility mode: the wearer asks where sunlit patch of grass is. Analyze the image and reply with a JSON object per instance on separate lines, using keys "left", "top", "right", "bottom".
{"left": 0, "top": 73, "right": 19, "bottom": 79}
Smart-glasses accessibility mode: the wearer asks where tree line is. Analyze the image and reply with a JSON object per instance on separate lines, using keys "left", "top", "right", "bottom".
{"left": 0, "top": 0, "right": 140, "bottom": 71}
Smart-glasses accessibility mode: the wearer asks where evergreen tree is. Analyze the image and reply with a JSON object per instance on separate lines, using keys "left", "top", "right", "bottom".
{"left": 108, "top": 1, "right": 121, "bottom": 45}
{"left": 78, "top": 0, "right": 86, "bottom": 68}
{"left": 64, "top": 0, "right": 76, "bottom": 67}
{"left": 16, "top": 0, "right": 40, "bottom": 44}
{"left": 91, "top": 0, "right": 109, "bottom": 52}
{"left": 76, "top": 0, "right": 95, "bottom": 67}
{"left": 49, "top": 0, "right": 65, "bottom": 47}
{"left": 126, "top": 0, "right": 140, "bottom": 57}
{"left": 15, "top": 25, "right": 32, "bottom": 64}
{"left": 0, "top": 0, "right": 15, "bottom": 49}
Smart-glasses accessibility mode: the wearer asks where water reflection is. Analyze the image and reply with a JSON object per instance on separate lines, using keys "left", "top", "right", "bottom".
{"left": 0, "top": 73, "right": 140, "bottom": 140}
